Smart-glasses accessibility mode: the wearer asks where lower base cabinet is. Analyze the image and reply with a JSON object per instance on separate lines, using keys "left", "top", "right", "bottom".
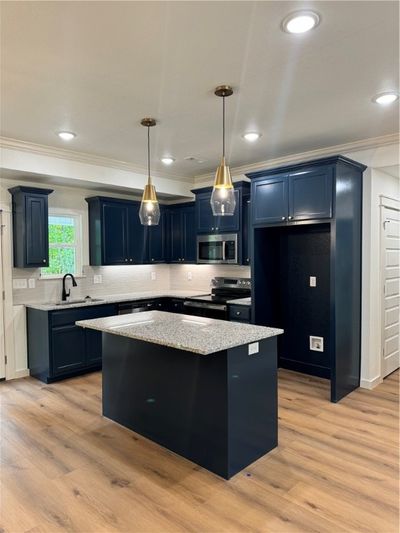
{"left": 27, "top": 304, "right": 117, "bottom": 383}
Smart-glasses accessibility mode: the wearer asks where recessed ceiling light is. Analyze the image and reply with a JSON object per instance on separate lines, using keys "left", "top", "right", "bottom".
{"left": 282, "top": 11, "right": 320, "bottom": 34}
{"left": 161, "top": 157, "right": 175, "bottom": 165}
{"left": 57, "top": 131, "right": 76, "bottom": 141}
{"left": 243, "top": 132, "right": 262, "bottom": 142}
{"left": 372, "top": 92, "right": 399, "bottom": 105}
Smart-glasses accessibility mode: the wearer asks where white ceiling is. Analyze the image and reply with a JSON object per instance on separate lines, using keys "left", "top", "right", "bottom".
{"left": 1, "top": 1, "right": 399, "bottom": 179}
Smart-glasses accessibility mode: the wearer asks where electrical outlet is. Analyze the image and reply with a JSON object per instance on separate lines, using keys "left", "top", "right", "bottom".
{"left": 310, "top": 336, "right": 324, "bottom": 352}
{"left": 93, "top": 275, "right": 102, "bottom": 284}
{"left": 28, "top": 278, "right": 36, "bottom": 289}
{"left": 248, "top": 342, "right": 259, "bottom": 355}
{"left": 187, "top": 271, "right": 192, "bottom": 281}
{"left": 13, "top": 279, "right": 27, "bottom": 289}
{"left": 151, "top": 271, "right": 156, "bottom": 281}
{"left": 309, "top": 276, "right": 317, "bottom": 287}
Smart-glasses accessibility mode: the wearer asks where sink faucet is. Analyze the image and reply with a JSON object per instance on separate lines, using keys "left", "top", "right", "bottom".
{"left": 62, "top": 273, "right": 77, "bottom": 301}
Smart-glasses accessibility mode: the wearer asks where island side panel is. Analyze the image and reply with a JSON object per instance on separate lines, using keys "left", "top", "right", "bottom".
{"left": 226, "top": 336, "right": 278, "bottom": 477}
{"left": 101, "top": 333, "right": 230, "bottom": 478}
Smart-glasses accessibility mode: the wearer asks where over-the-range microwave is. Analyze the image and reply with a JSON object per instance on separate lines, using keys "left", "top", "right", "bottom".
{"left": 197, "top": 234, "right": 238, "bottom": 264}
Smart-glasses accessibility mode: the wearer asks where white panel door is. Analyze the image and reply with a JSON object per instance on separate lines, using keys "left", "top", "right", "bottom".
{"left": 0, "top": 215, "right": 5, "bottom": 380}
{"left": 382, "top": 206, "right": 400, "bottom": 378}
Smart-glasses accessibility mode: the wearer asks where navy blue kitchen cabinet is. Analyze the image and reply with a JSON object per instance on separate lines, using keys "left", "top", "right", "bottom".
{"left": 249, "top": 164, "right": 333, "bottom": 226}
{"left": 242, "top": 198, "right": 251, "bottom": 265}
{"left": 194, "top": 190, "right": 240, "bottom": 233}
{"left": 9, "top": 186, "right": 53, "bottom": 268}
{"left": 86, "top": 196, "right": 167, "bottom": 265}
{"left": 27, "top": 303, "right": 117, "bottom": 383}
{"left": 248, "top": 155, "right": 366, "bottom": 403}
{"left": 169, "top": 203, "right": 196, "bottom": 263}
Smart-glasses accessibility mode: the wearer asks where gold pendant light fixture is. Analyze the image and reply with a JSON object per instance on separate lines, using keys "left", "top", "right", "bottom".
{"left": 210, "top": 85, "right": 236, "bottom": 216}
{"left": 139, "top": 117, "right": 160, "bottom": 226}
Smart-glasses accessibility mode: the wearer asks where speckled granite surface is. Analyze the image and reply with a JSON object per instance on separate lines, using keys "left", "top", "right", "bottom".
{"left": 227, "top": 297, "right": 251, "bottom": 306}
{"left": 24, "top": 291, "right": 209, "bottom": 311}
{"left": 76, "top": 310, "right": 283, "bottom": 355}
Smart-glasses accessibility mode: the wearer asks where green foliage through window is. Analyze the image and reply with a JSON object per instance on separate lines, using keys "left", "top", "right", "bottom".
{"left": 41, "top": 215, "right": 79, "bottom": 276}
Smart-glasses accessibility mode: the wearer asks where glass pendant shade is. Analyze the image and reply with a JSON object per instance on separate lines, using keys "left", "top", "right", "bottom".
{"left": 139, "top": 181, "right": 160, "bottom": 226}
{"left": 210, "top": 156, "right": 236, "bottom": 216}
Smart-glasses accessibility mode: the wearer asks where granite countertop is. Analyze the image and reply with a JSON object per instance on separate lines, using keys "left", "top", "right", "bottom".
{"left": 76, "top": 310, "right": 283, "bottom": 355}
{"left": 23, "top": 290, "right": 209, "bottom": 311}
{"left": 227, "top": 297, "right": 252, "bottom": 306}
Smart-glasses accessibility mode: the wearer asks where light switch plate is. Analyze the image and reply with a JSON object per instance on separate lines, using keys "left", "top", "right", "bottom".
{"left": 28, "top": 278, "right": 36, "bottom": 289}
{"left": 93, "top": 275, "right": 102, "bottom": 284}
{"left": 248, "top": 342, "right": 259, "bottom": 355}
{"left": 13, "top": 279, "right": 27, "bottom": 289}
{"left": 310, "top": 336, "right": 324, "bottom": 352}
{"left": 310, "top": 276, "right": 317, "bottom": 287}
{"left": 151, "top": 271, "right": 156, "bottom": 281}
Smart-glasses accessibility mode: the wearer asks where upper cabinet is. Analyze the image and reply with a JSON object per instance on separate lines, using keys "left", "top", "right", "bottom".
{"left": 168, "top": 203, "right": 196, "bottom": 263}
{"left": 86, "top": 196, "right": 167, "bottom": 266}
{"left": 9, "top": 186, "right": 53, "bottom": 268}
{"left": 194, "top": 190, "right": 240, "bottom": 233}
{"left": 248, "top": 161, "right": 334, "bottom": 226}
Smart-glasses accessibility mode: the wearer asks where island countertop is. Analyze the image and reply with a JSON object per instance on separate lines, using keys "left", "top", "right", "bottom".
{"left": 76, "top": 311, "right": 283, "bottom": 355}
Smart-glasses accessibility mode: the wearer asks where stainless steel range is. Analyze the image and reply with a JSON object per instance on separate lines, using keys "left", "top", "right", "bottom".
{"left": 183, "top": 277, "right": 251, "bottom": 320}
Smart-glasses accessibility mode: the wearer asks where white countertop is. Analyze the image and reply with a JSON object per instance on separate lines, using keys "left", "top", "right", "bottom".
{"left": 76, "top": 310, "right": 283, "bottom": 355}
{"left": 24, "top": 290, "right": 208, "bottom": 311}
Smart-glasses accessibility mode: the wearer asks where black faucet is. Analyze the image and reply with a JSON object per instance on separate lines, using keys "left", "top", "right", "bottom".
{"left": 62, "top": 273, "right": 77, "bottom": 301}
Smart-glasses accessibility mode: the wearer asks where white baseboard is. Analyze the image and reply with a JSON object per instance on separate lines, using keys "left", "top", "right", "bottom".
{"left": 12, "top": 369, "right": 30, "bottom": 379}
{"left": 360, "top": 375, "right": 382, "bottom": 390}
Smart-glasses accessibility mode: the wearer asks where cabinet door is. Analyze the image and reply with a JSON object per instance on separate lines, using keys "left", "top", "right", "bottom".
{"left": 214, "top": 189, "right": 240, "bottom": 233}
{"left": 196, "top": 193, "right": 215, "bottom": 233}
{"left": 170, "top": 209, "right": 183, "bottom": 262}
{"left": 52, "top": 325, "right": 86, "bottom": 375}
{"left": 289, "top": 167, "right": 333, "bottom": 221}
{"left": 182, "top": 207, "right": 196, "bottom": 262}
{"left": 129, "top": 205, "right": 147, "bottom": 264}
{"left": 148, "top": 210, "right": 167, "bottom": 263}
{"left": 25, "top": 194, "right": 49, "bottom": 267}
{"left": 102, "top": 202, "right": 130, "bottom": 264}
{"left": 252, "top": 175, "right": 289, "bottom": 225}
{"left": 85, "top": 329, "right": 102, "bottom": 366}
{"left": 242, "top": 198, "right": 251, "bottom": 265}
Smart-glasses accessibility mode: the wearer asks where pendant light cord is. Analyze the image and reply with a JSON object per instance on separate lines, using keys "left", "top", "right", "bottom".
{"left": 147, "top": 126, "right": 151, "bottom": 182}
{"left": 222, "top": 96, "right": 225, "bottom": 158}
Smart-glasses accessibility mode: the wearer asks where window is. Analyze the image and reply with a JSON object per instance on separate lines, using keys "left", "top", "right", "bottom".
{"left": 41, "top": 211, "right": 82, "bottom": 278}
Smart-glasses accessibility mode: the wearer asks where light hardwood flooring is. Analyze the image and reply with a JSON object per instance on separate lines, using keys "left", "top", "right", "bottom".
{"left": 0, "top": 369, "right": 398, "bottom": 533}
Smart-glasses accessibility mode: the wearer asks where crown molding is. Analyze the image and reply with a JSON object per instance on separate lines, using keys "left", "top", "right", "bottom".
{"left": 0, "top": 136, "right": 190, "bottom": 183}
{"left": 193, "top": 133, "right": 400, "bottom": 184}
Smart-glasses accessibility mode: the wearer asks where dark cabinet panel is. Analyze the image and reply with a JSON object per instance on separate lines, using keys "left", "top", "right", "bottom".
{"left": 129, "top": 204, "right": 147, "bottom": 264}
{"left": 252, "top": 175, "right": 288, "bottom": 225}
{"left": 85, "top": 329, "right": 102, "bottom": 366}
{"left": 229, "top": 305, "right": 251, "bottom": 323}
{"left": 9, "top": 186, "right": 53, "bottom": 268}
{"left": 242, "top": 199, "right": 251, "bottom": 265}
{"left": 289, "top": 167, "right": 333, "bottom": 220}
{"left": 102, "top": 202, "right": 130, "bottom": 264}
{"left": 148, "top": 210, "right": 167, "bottom": 263}
{"left": 168, "top": 204, "right": 196, "bottom": 263}
{"left": 196, "top": 191, "right": 240, "bottom": 233}
{"left": 52, "top": 325, "right": 86, "bottom": 375}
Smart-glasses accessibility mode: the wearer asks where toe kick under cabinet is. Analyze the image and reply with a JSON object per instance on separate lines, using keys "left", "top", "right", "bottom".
{"left": 27, "top": 304, "right": 117, "bottom": 383}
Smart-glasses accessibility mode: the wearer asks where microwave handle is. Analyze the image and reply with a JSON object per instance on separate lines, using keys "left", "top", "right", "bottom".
{"left": 222, "top": 241, "right": 226, "bottom": 261}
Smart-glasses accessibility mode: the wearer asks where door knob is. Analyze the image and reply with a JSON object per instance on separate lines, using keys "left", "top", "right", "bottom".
{"left": 281, "top": 216, "right": 286, "bottom": 221}
{"left": 288, "top": 216, "right": 293, "bottom": 220}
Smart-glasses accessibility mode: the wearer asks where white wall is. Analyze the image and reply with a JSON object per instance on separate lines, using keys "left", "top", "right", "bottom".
{"left": 361, "top": 168, "right": 400, "bottom": 388}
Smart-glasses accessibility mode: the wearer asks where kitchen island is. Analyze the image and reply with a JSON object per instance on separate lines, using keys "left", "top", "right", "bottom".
{"left": 76, "top": 311, "right": 283, "bottom": 479}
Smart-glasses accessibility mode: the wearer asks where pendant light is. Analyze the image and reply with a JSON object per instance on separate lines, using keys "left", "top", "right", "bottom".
{"left": 139, "top": 117, "right": 160, "bottom": 226}
{"left": 210, "top": 85, "right": 236, "bottom": 216}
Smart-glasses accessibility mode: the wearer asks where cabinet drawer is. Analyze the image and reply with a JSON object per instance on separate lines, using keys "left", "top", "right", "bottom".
{"left": 51, "top": 304, "right": 117, "bottom": 327}
{"left": 229, "top": 305, "right": 251, "bottom": 322}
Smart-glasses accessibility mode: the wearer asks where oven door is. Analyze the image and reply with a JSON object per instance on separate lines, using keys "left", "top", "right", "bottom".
{"left": 183, "top": 301, "right": 227, "bottom": 320}
{"left": 197, "top": 234, "right": 237, "bottom": 264}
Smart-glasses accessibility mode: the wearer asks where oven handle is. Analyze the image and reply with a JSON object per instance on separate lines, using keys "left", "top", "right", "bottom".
{"left": 183, "top": 301, "right": 227, "bottom": 312}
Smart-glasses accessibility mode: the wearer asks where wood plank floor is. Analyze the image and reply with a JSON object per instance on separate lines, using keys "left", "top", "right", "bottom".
{"left": 0, "top": 369, "right": 398, "bottom": 533}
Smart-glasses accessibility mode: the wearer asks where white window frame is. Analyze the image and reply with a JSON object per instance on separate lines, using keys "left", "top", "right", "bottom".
{"left": 40, "top": 208, "right": 83, "bottom": 279}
